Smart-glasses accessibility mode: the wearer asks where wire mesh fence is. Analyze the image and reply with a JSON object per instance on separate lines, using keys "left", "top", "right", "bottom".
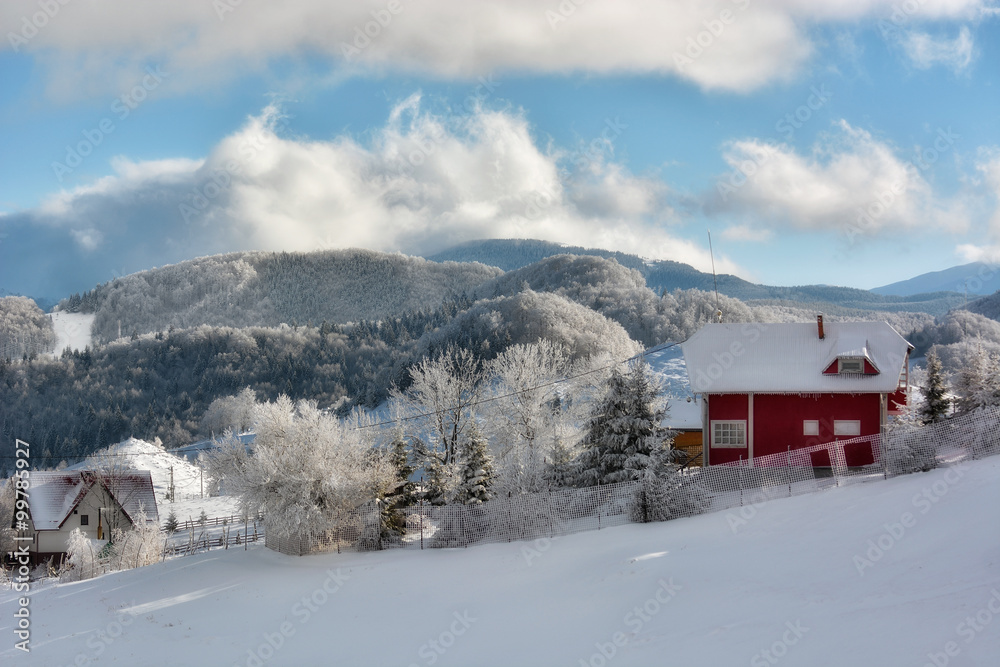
{"left": 266, "top": 406, "right": 1000, "bottom": 557}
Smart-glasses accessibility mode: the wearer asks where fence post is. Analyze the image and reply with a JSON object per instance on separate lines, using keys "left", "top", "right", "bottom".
{"left": 419, "top": 480, "right": 424, "bottom": 551}
{"left": 547, "top": 489, "right": 554, "bottom": 539}
{"left": 738, "top": 456, "right": 744, "bottom": 506}
{"left": 786, "top": 446, "right": 791, "bottom": 497}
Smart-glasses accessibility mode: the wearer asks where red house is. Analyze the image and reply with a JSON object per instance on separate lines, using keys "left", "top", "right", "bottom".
{"left": 682, "top": 317, "right": 913, "bottom": 467}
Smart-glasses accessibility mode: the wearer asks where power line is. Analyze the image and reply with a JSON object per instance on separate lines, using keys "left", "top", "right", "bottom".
{"left": 353, "top": 339, "right": 683, "bottom": 430}
{"left": 3, "top": 338, "right": 686, "bottom": 457}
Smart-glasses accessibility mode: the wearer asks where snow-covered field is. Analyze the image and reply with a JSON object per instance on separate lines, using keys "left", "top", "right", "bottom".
{"left": 47, "top": 312, "right": 94, "bottom": 356}
{"left": 5, "top": 456, "right": 998, "bottom": 666}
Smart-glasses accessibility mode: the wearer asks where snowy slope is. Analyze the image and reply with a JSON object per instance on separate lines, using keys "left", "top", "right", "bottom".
{"left": 5, "top": 457, "right": 998, "bottom": 666}
{"left": 70, "top": 438, "right": 239, "bottom": 525}
{"left": 645, "top": 344, "right": 701, "bottom": 429}
{"left": 47, "top": 311, "right": 94, "bottom": 356}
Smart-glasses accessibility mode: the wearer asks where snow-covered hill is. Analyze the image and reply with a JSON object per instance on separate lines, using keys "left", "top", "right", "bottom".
{"left": 6, "top": 456, "right": 998, "bottom": 666}
{"left": 71, "top": 438, "right": 238, "bottom": 524}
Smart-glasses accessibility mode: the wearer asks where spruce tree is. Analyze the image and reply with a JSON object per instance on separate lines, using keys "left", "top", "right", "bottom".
{"left": 576, "top": 360, "right": 672, "bottom": 486}
{"left": 920, "top": 348, "right": 950, "bottom": 424}
{"left": 380, "top": 430, "right": 418, "bottom": 535}
{"left": 456, "top": 423, "right": 495, "bottom": 505}
{"left": 164, "top": 510, "right": 179, "bottom": 534}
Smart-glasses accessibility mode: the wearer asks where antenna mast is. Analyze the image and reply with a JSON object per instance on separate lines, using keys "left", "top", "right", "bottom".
{"left": 708, "top": 230, "right": 722, "bottom": 322}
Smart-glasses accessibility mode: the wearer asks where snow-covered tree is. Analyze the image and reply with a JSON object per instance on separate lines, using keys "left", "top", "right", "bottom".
{"left": 201, "top": 387, "right": 258, "bottom": 435}
{"left": 575, "top": 360, "right": 673, "bottom": 486}
{"left": 954, "top": 342, "right": 1000, "bottom": 413}
{"left": 920, "top": 348, "right": 950, "bottom": 424}
{"left": 455, "top": 423, "right": 495, "bottom": 505}
{"left": 164, "top": 510, "right": 179, "bottom": 534}
{"left": 630, "top": 448, "right": 707, "bottom": 523}
{"left": 379, "top": 426, "right": 418, "bottom": 535}
{"left": 395, "top": 347, "right": 483, "bottom": 499}
{"left": 62, "top": 528, "right": 101, "bottom": 581}
{"left": 109, "top": 506, "right": 163, "bottom": 570}
{"left": 207, "top": 396, "right": 395, "bottom": 540}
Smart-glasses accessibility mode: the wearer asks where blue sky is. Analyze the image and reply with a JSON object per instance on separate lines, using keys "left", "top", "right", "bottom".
{"left": 1, "top": 0, "right": 999, "bottom": 300}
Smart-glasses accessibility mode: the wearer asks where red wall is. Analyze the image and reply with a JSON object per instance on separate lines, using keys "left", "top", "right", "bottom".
{"left": 707, "top": 393, "right": 883, "bottom": 464}
{"left": 706, "top": 394, "right": 749, "bottom": 465}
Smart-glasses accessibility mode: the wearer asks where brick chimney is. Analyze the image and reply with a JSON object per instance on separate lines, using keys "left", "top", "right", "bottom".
{"left": 817, "top": 315, "right": 825, "bottom": 340}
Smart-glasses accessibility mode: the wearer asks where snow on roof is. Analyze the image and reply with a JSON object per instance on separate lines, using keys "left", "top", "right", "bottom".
{"left": 28, "top": 470, "right": 159, "bottom": 530}
{"left": 682, "top": 321, "right": 912, "bottom": 395}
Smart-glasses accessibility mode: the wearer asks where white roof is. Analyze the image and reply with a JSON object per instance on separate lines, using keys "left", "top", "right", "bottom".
{"left": 682, "top": 321, "right": 912, "bottom": 395}
{"left": 28, "top": 470, "right": 159, "bottom": 530}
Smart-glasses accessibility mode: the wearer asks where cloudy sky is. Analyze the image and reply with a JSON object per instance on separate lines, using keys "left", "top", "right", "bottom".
{"left": 1, "top": 0, "right": 999, "bottom": 300}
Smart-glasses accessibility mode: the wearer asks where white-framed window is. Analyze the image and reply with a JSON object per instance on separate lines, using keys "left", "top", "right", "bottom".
{"left": 834, "top": 420, "right": 861, "bottom": 436}
{"left": 838, "top": 357, "right": 864, "bottom": 374}
{"left": 803, "top": 420, "right": 819, "bottom": 436}
{"left": 711, "top": 420, "right": 747, "bottom": 448}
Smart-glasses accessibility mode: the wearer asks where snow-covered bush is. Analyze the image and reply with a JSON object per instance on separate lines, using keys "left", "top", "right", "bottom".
{"left": 882, "top": 426, "right": 938, "bottom": 476}
{"left": 208, "top": 396, "right": 396, "bottom": 541}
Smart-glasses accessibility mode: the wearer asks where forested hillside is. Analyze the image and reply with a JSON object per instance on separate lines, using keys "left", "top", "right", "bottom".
{"left": 963, "top": 290, "right": 1000, "bottom": 321}
{"left": 59, "top": 249, "right": 502, "bottom": 344}
{"left": 0, "top": 296, "right": 55, "bottom": 360}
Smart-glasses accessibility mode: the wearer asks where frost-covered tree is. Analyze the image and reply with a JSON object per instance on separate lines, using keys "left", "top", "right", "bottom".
{"left": 207, "top": 396, "right": 395, "bottom": 540}
{"left": 630, "top": 447, "right": 707, "bottom": 523}
{"left": 483, "top": 341, "right": 576, "bottom": 494}
{"left": 109, "top": 506, "right": 163, "bottom": 570}
{"left": 954, "top": 342, "right": 1000, "bottom": 413}
{"left": 575, "top": 360, "right": 673, "bottom": 486}
{"left": 455, "top": 423, "right": 495, "bottom": 505}
{"left": 920, "top": 348, "right": 950, "bottom": 424}
{"left": 201, "top": 387, "right": 258, "bottom": 435}
{"left": 62, "top": 528, "right": 101, "bottom": 581}
{"left": 395, "top": 347, "right": 483, "bottom": 487}
{"left": 164, "top": 510, "right": 179, "bottom": 534}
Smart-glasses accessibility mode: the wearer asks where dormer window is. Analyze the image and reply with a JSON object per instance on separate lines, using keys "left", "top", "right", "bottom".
{"left": 838, "top": 357, "right": 864, "bottom": 374}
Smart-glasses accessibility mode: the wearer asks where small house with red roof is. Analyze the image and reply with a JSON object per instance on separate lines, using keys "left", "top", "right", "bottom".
{"left": 682, "top": 317, "right": 913, "bottom": 467}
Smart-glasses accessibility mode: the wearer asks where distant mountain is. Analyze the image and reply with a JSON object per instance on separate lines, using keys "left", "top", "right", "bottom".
{"left": 429, "top": 239, "right": 966, "bottom": 316}
{"left": 871, "top": 262, "right": 999, "bottom": 297}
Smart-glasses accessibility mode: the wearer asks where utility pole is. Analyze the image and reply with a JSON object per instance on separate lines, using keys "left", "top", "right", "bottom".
{"left": 169, "top": 465, "right": 174, "bottom": 503}
{"left": 200, "top": 464, "right": 204, "bottom": 499}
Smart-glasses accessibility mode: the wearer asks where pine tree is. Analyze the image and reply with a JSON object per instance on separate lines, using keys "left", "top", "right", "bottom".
{"left": 954, "top": 341, "right": 999, "bottom": 413}
{"left": 920, "top": 348, "right": 950, "bottom": 424}
{"left": 380, "top": 430, "right": 418, "bottom": 535}
{"left": 198, "top": 509, "right": 208, "bottom": 526}
{"left": 575, "top": 361, "right": 672, "bottom": 486}
{"left": 455, "top": 423, "right": 495, "bottom": 505}
{"left": 164, "top": 510, "right": 179, "bottom": 534}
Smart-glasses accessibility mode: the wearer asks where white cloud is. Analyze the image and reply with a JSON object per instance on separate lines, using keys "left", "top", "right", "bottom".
{"left": 1, "top": 0, "right": 990, "bottom": 98}
{"left": 901, "top": 26, "right": 975, "bottom": 72}
{"left": 4, "top": 101, "right": 741, "bottom": 283}
{"left": 709, "top": 120, "right": 968, "bottom": 238}
{"left": 957, "top": 147, "right": 1000, "bottom": 262}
